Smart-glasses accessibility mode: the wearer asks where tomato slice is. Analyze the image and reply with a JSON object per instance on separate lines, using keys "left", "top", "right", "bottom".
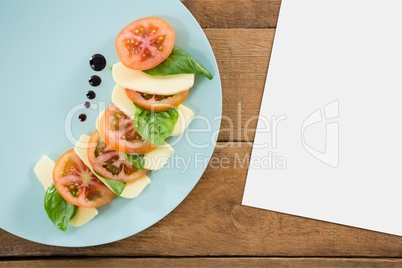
{"left": 87, "top": 131, "right": 149, "bottom": 183}
{"left": 115, "top": 17, "right": 175, "bottom": 70}
{"left": 98, "top": 104, "right": 156, "bottom": 155}
{"left": 125, "top": 89, "right": 189, "bottom": 112}
{"left": 53, "top": 149, "right": 115, "bottom": 208}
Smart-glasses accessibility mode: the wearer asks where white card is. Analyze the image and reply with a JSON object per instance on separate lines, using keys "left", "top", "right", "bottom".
{"left": 242, "top": 0, "right": 402, "bottom": 236}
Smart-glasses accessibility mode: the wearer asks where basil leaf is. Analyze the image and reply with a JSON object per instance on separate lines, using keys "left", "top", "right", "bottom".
{"left": 93, "top": 170, "right": 126, "bottom": 196}
{"left": 126, "top": 154, "right": 145, "bottom": 170}
{"left": 134, "top": 104, "right": 179, "bottom": 145}
{"left": 44, "top": 184, "right": 76, "bottom": 232}
{"left": 71, "top": 206, "right": 78, "bottom": 219}
{"left": 104, "top": 179, "right": 126, "bottom": 196}
{"left": 143, "top": 46, "right": 213, "bottom": 80}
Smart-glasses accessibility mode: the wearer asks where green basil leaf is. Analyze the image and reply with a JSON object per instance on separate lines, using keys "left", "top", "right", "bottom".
{"left": 93, "top": 170, "right": 126, "bottom": 196}
{"left": 44, "top": 184, "right": 76, "bottom": 232}
{"left": 143, "top": 46, "right": 213, "bottom": 80}
{"left": 126, "top": 154, "right": 145, "bottom": 170}
{"left": 134, "top": 104, "right": 179, "bottom": 145}
{"left": 71, "top": 206, "right": 78, "bottom": 219}
{"left": 104, "top": 178, "right": 126, "bottom": 196}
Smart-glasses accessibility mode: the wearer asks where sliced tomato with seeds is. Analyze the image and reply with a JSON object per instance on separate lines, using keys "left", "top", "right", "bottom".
{"left": 87, "top": 131, "right": 149, "bottom": 183}
{"left": 98, "top": 104, "right": 156, "bottom": 155}
{"left": 53, "top": 149, "right": 115, "bottom": 208}
{"left": 116, "top": 17, "right": 175, "bottom": 70}
{"left": 125, "top": 88, "right": 189, "bottom": 112}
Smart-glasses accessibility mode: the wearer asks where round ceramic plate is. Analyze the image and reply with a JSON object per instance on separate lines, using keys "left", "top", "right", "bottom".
{"left": 0, "top": 0, "right": 221, "bottom": 247}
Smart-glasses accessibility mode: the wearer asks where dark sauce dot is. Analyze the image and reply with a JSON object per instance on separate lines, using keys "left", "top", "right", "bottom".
{"left": 89, "top": 75, "right": 102, "bottom": 87}
{"left": 78, "top": 114, "right": 87, "bottom": 122}
{"left": 86, "top": 90, "right": 96, "bottom": 100}
{"left": 84, "top": 102, "right": 91, "bottom": 108}
{"left": 89, "top": 54, "right": 106, "bottom": 71}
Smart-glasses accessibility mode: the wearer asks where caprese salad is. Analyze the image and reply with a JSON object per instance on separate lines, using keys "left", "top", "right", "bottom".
{"left": 34, "top": 17, "right": 212, "bottom": 231}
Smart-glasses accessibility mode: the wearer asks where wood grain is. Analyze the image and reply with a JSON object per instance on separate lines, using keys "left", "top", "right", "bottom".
{"left": 204, "top": 29, "right": 275, "bottom": 142}
{"left": 181, "top": 0, "right": 281, "bottom": 29}
{"left": 2, "top": 258, "right": 402, "bottom": 268}
{"left": 1, "top": 143, "right": 402, "bottom": 257}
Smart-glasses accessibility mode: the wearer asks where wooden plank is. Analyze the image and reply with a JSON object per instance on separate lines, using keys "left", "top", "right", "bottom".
{"left": 2, "top": 258, "right": 402, "bottom": 268}
{"left": 181, "top": 0, "right": 281, "bottom": 28}
{"left": 2, "top": 143, "right": 402, "bottom": 257}
{"left": 204, "top": 29, "right": 275, "bottom": 142}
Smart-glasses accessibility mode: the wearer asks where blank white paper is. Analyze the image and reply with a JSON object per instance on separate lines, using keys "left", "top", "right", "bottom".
{"left": 242, "top": 0, "right": 402, "bottom": 236}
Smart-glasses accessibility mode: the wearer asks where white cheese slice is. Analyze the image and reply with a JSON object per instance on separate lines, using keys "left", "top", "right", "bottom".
{"left": 34, "top": 155, "right": 98, "bottom": 227}
{"left": 144, "top": 142, "right": 174, "bottom": 171}
{"left": 34, "top": 155, "right": 55, "bottom": 190}
{"left": 172, "top": 103, "right": 194, "bottom": 136}
{"left": 111, "top": 84, "right": 136, "bottom": 119}
{"left": 112, "top": 62, "right": 195, "bottom": 95}
{"left": 74, "top": 135, "right": 151, "bottom": 198}
{"left": 74, "top": 135, "right": 95, "bottom": 169}
{"left": 111, "top": 84, "right": 194, "bottom": 136}
{"left": 95, "top": 110, "right": 105, "bottom": 134}
{"left": 121, "top": 176, "right": 151, "bottom": 199}
{"left": 69, "top": 207, "right": 98, "bottom": 227}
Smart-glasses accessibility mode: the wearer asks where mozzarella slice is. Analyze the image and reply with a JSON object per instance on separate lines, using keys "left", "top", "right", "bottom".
{"left": 95, "top": 110, "right": 105, "bottom": 134}
{"left": 74, "top": 135, "right": 95, "bottom": 170}
{"left": 34, "top": 155, "right": 55, "bottom": 190}
{"left": 70, "top": 207, "right": 98, "bottom": 227}
{"left": 74, "top": 135, "right": 151, "bottom": 198}
{"left": 34, "top": 155, "right": 98, "bottom": 227}
{"left": 172, "top": 103, "right": 194, "bottom": 136}
{"left": 111, "top": 84, "right": 136, "bottom": 119}
{"left": 144, "top": 142, "right": 175, "bottom": 171}
{"left": 122, "top": 176, "right": 151, "bottom": 199}
{"left": 111, "top": 84, "right": 194, "bottom": 136}
{"left": 112, "top": 62, "right": 195, "bottom": 95}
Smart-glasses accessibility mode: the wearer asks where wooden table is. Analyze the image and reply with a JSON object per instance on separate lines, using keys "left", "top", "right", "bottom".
{"left": 1, "top": 1, "right": 402, "bottom": 267}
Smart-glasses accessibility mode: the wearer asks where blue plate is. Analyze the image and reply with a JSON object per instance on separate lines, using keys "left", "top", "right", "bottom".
{"left": 0, "top": 0, "right": 221, "bottom": 247}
